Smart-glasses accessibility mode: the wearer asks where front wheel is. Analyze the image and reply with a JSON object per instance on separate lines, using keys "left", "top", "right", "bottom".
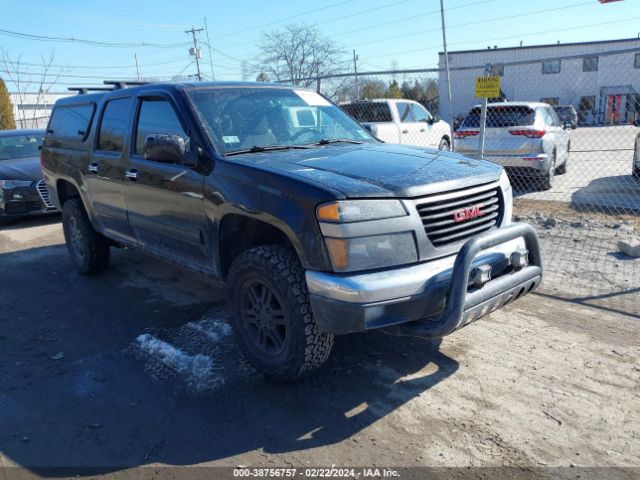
{"left": 62, "top": 199, "right": 110, "bottom": 274}
{"left": 438, "top": 137, "right": 451, "bottom": 151}
{"left": 227, "top": 245, "right": 334, "bottom": 382}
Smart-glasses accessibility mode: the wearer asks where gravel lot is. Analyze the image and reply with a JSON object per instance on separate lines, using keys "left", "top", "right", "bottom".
{"left": 0, "top": 212, "right": 638, "bottom": 475}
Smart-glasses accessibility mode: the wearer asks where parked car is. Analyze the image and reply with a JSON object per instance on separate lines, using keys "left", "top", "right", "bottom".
{"left": 0, "top": 129, "right": 57, "bottom": 225}
{"left": 454, "top": 102, "right": 571, "bottom": 190}
{"left": 633, "top": 131, "right": 640, "bottom": 179}
{"left": 42, "top": 82, "right": 542, "bottom": 382}
{"left": 339, "top": 99, "right": 452, "bottom": 150}
{"left": 452, "top": 113, "right": 467, "bottom": 131}
{"left": 554, "top": 105, "right": 578, "bottom": 129}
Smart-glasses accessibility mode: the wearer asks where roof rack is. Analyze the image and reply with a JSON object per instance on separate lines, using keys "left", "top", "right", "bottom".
{"left": 68, "top": 87, "right": 113, "bottom": 94}
{"left": 103, "top": 80, "right": 151, "bottom": 89}
{"left": 68, "top": 80, "right": 153, "bottom": 95}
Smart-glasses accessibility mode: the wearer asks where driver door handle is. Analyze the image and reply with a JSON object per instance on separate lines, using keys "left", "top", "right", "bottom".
{"left": 420, "top": 128, "right": 426, "bottom": 132}
{"left": 88, "top": 163, "right": 99, "bottom": 174}
{"left": 401, "top": 129, "right": 409, "bottom": 134}
{"left": 125, "top": 169, "right": 139, "bottom": 181}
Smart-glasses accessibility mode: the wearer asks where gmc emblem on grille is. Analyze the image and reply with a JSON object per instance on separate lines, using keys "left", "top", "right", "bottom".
{"left": 454, "top": 204, "right": 485, "bottom": 222}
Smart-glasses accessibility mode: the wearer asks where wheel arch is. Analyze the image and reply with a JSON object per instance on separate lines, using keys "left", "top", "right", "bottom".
{"left": 218, "top": 213, "right": 307, "bottom": 279}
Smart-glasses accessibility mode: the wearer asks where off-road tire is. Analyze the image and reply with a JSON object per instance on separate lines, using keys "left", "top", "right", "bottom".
{"left": 227, "top": 245, "right": 334, "bottom": 382}
{"left": 62, "top": 199, "right": 110, "bottom": 274}
{"left": 438, "top": 138, "right": 451, "bottom": 151}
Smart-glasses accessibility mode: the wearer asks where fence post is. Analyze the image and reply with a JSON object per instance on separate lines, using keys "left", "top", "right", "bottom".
{"left": 478, "top": 98, "right": 488, "bottom": 159}
{"left": 477, "top": 63, "right": 492, "bottom": 159}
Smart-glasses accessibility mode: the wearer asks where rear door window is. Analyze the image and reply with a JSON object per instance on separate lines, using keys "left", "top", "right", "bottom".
{"left": 340, "top": 103, "right": 392, "bottom": 123}
{"left": 48, "top": 104, "right": 95, "bottom": 139}
{"left": 464, "top": 106, "right": 535, "bottom": 128}
{"left": 97, "top": 98, "right": 131, "bottom": 153}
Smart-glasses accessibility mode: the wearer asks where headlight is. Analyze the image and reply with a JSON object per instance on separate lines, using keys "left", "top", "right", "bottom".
{"left": 317, "top": 200, "right": 418, "bottom": 272}
{"left": 499, "top": 169, "right": 513, "bottom": 225}
{"left": 324, "top": 233, "right": 418, "bottom": 272}
{"left": 0, "top": 179, "right": 33, "bottom": 189}
{"left": 317, "top": 200, "right": 406, "bottom": 223}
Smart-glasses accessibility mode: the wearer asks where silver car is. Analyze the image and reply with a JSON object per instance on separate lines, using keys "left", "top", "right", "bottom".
{"left": 454, "top": 102, "right": 571, "bottom": 190}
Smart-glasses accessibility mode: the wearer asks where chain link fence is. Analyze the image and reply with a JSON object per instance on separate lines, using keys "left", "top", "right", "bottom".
{"left": 304, "top": 48, "right": 639, "bottom": 317}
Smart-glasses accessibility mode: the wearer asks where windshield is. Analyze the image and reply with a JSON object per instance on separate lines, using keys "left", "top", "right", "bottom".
{"left": 186, "top": 87, "right": 376, "bottom": 154}
{"left": 0, "top": 134, "right": 43, "bottom": 160}
{"left": 462, "top": 106, "right": 535, "bottom": 128}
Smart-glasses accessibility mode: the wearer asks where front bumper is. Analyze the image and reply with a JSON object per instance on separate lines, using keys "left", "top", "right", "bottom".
{"left": 0, "top": 182, "right": 58, "bottom": 218}
{"left": 307, "top": 223, "right": 542, "bottom": 338}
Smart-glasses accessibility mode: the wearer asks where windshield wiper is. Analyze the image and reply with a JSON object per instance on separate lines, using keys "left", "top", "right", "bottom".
{"left": 312, "top": 138, "right": 366, "bottom": 145}
{"left": 225, "top": 144, "right": 312, "bottom": 156}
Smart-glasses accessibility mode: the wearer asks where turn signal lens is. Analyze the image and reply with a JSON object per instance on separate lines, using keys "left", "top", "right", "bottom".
{"left": 325, "top": 238, "right": 348, "bottom": 270}
{"left": 317, "top": 202, "right": 340, "bottom": 222}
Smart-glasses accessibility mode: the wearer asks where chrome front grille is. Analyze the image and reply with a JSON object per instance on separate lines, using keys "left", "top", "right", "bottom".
{"left": 415, "top": 181, "right": 503, "bottom": 248}
{"left": 37, "top": 180, "right": 56, "bottom": 209}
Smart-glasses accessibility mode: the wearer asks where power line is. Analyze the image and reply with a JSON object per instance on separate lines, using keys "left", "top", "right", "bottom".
{"left": 363, "top": 16, "right": 640, "bottom": 63}
{"left": 211, "top": 0, "right": 355, "bottom": 41}
{"left": 351, "top": 0, "right": 594, "bottom": 48}
{"left": 0, "top": 28, "right": 190, "bottom": 48}
{"left": 207, "top": 0, "right": 495, "bottom": 53}
{"left": 5, "top": 56, "right": 190, "bottom": 72}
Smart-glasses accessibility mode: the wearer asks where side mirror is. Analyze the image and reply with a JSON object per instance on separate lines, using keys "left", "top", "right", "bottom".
{"left": 144, "top": 134, "right": 187, "bottom": 164}
{"left": 563, "top": 121, "right": 573, "bottom": 130}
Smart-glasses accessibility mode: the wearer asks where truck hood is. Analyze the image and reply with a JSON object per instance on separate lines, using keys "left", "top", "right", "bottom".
{"left": 236, "top": 143, "right": 502, "bottom": 198}
{"left": 0, "top": 156, "right": 42, "bottom": 182}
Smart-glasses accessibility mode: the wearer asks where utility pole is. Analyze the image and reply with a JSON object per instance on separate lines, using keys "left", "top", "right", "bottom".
{"left": 204, "top": 17, "right": 215, "bottom": 81}
{"left": 134, "top": 53, "right": 140, "bottom": 81}
{"left": 353, "top": 50, "right": 359, "bottom": 100}
{"left": 185, "top": 26, "right": 204, "bottom": 81}
{"left": 439, "top": 0, "right": 455, "bottom": 150}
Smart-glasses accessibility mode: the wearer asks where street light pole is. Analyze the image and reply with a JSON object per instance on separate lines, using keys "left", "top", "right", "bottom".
{"left": 439, "top": 0, "right": 455, "bottom": 150}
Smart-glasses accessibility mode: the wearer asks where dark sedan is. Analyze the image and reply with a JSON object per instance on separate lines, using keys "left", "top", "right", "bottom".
{"left": 0, "top": 129, "right": 58, "bottom": 224}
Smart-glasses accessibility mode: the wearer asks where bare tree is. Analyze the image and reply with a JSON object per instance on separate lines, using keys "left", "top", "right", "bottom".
{"left": 0, "top": 49, "right": 66, "bottom": 129}
{"left": 255, "top": 24, "right": 345, "bottom": 88}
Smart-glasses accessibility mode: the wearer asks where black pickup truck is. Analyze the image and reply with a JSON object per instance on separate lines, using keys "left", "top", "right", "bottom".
{"left": 42, "top": 81, "right": 542, "bottom": 382}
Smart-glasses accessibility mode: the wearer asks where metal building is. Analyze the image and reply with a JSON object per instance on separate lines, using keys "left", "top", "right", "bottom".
{"left": 438, "top": 37, "right": 640, "bottom": 126}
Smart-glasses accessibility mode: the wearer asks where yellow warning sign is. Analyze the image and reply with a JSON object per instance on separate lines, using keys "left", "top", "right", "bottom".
{"left": 475, "top": 76, "right": 501, "bottom": 98}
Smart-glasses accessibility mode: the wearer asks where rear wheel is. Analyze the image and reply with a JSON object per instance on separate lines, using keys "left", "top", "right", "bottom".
{"left": 556, "top": 143, "right": 569, "bottom": 175}
{"left": 227, "top": 245, "right": 334, "bottom": 382}
{"left": 438, "top": 138, "right": 450, "bottom": 151}
{"left": 62, "top": 199, "right": 110, "bottom": 274}
{"left": 539, "top": 151, "right": 556, "bottom": 191}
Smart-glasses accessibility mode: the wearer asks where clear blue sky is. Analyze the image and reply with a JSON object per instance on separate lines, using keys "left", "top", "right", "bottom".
{"left": 1, "top": 0, "right": 639, "bottom": 91}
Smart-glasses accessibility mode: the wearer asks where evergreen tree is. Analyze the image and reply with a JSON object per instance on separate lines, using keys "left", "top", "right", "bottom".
{"left": 385, "top": 80, "right": 403, "bottom": 99}
{"left": 0, "top": 78, "right": 16, "bottom": 131}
